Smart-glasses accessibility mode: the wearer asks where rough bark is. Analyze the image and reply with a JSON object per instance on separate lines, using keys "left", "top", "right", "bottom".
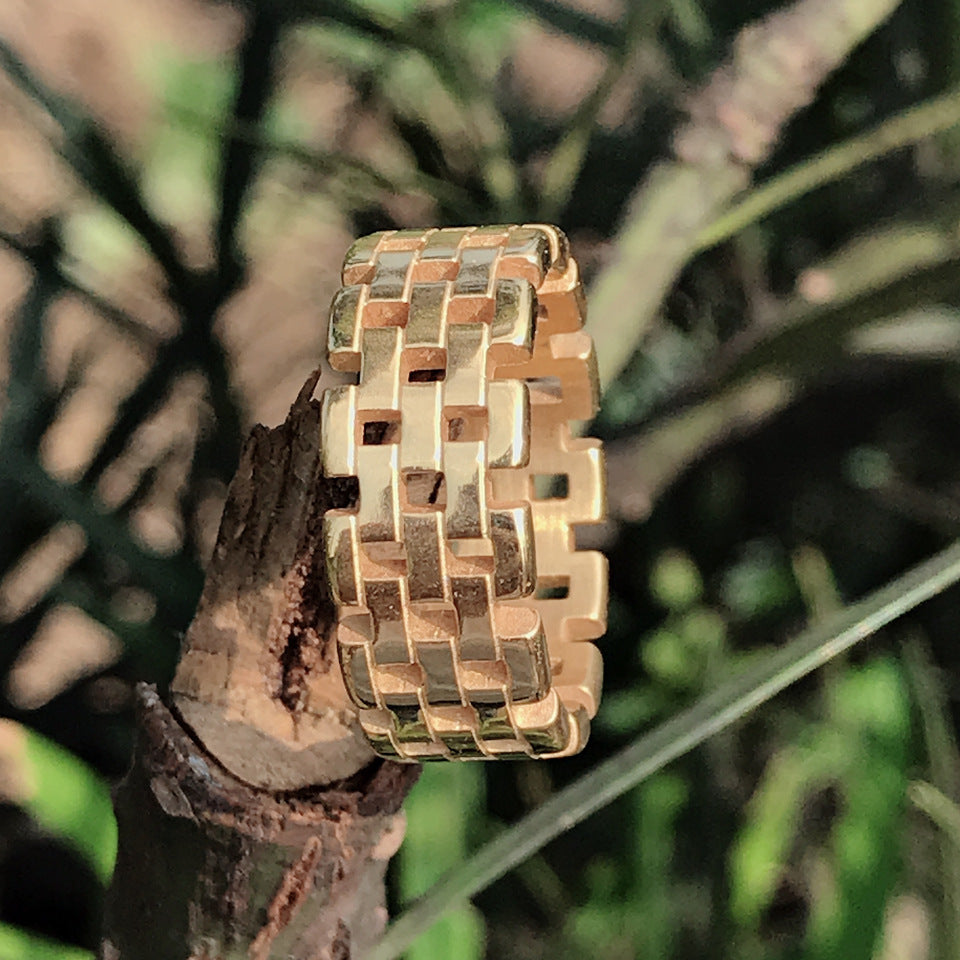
{"left": 171, "top": 369, "right": 374, "bottom": 790}
{"left": 101, "top": 370, "right": 420, "bottom": 959}
{"left": 101, "top": 687, "right": 417, "bottom": 960}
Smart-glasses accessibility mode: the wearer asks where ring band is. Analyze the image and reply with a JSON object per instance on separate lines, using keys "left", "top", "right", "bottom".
{"left": 321, "top": 224, "right": 606, "bottom": 760}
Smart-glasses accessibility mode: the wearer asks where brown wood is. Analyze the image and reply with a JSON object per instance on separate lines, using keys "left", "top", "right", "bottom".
{"left": 101, "top": 686, "right": 417, "bottom": 960}
{"left": 101, "top": 370, "right": 419, "bottom": 959}
{"left": 171, "top": 369, "right": 376, "bottom": 790}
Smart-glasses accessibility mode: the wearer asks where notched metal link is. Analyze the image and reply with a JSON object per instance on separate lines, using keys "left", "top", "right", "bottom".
{"left": 321, "top": 224, "right": 606, "bottom": 760}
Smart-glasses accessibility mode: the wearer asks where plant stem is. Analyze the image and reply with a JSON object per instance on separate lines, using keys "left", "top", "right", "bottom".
{"left": 588, "top": 0, "right": 903, "bottom": 390}
{"left": 697, "top": 83, "right": 960, "bottom": 251}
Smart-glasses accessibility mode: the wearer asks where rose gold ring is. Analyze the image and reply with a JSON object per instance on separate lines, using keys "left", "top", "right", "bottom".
{"left": 321, "top": 224, "right": 606, "bottom": 760}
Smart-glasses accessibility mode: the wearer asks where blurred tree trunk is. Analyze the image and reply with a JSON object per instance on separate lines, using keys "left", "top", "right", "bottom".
{"left": 100, "top": 372, "right": 419, "bottom": 960}
{"left": 589, "top": 0, "right": 904, "bottom": 386}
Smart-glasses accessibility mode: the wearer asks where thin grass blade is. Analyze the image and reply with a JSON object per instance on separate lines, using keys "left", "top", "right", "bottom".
{"left": 904, "top": 640, "right": 960, "bottom": 958}
{"left": 0, "top": 923, "right": 93, "bottom": 960}
{"left": 364, "top": 539, "right": 960, "bottom": 960}
{"left": 910, "top": 781, "right": 960, "bottom": 848}
{"left": 697, "top": 83, "right": 960, "bottom": 251}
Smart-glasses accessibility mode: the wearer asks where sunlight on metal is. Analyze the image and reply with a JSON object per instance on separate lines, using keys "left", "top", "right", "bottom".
{"left": 364, "top": 539, "right": 960, "bottom": 960}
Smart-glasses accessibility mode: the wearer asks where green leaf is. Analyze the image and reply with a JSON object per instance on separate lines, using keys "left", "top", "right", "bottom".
{"left": 729, "top": 740, "right": 849, "bottom": 926}
{"left": 0, "top": 720, "right": 117, "bottom": 885}
{"left": 630, "top": 773, "right": 687, "bottom": 956}
{"left": 641, "top": 609, "right": 727, "bottom": 691}
{"left": 720, "top": 541, "right": 798, "bottom": 621}
{"left": 806, "top": 659, "right": 910, "bottom": 960}
{"left": 595, "top": 686, "right": 669, "bottom": 735}
{"left": 667, "top": 0, "right": 712, "bottom": 50}
{"left": 0, "top": 923, "right": 94, "bottom": 960}
{"left": 730, "top": 658, "right": 911, "bottom": 954}
{"left": 143, "top": 54, "right": 234, "bottom": 226}
{"left": 397, "top": 765, "right": 485, "bottom": 960}
{"left": 649, "top": 549, "right": 703, "bottom": 611}
{"left": 363, "top": 540, "right": 960, "bottom": 960}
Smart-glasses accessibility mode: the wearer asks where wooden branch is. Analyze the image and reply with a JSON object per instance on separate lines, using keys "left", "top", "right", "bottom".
{"left": 101, "top": 371, "right": 420, "bottom": 959}
{"left": 101, "top": 686, "right": 417, "bottom": 960}
{"left": 171, "top": 370, "right": 375, "bottom": 790}
{"left": 587, "top": 0, "right": 903, "bottom": 389}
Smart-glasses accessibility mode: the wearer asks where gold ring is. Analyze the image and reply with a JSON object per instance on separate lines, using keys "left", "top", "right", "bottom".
{"left": 321, "top": 224, "right": 606, "bottom": 760}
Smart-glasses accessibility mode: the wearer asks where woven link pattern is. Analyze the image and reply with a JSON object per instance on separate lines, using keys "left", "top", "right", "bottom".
{"left": 321, "top": 225, "right": 606, "bottom": 759}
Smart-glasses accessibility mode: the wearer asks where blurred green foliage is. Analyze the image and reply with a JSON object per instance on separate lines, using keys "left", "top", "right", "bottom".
{"left": 0, "top": 923, "right": 93, "bottom": 960}
{"left": 730, "top": 658, "right": 911, "bottom": 959}
{"left": 11, "top": 723, "right": 117, "bottom": 886}
{"left": 3, "top": 0, "right": 960, "bottom": 958}
{"left": 397, "top": 765, "right": 486, "bottom": 960}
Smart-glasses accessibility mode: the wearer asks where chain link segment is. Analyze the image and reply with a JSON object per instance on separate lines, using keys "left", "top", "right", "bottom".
{"left": 321, "top": 224, "right": 606, "bottom": 760}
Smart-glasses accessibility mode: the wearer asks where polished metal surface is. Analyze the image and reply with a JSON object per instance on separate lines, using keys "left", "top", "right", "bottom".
{"left": 321, "top": 224, "right": 606, "bottom": 760}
